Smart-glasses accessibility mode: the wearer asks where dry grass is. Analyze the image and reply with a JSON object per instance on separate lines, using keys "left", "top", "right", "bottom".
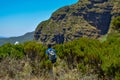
{"left": 0, "top": 57, "right": 102, "bottom": 80}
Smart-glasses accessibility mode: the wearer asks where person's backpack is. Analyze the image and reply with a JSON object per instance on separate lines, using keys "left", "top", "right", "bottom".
{"left": 48, "top": 49, "right": 56, "bottom": 63}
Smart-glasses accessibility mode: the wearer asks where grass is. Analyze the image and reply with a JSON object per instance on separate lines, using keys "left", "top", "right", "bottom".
{"left": 0, "top": 57, "right": 102, "bottom": 80}
{"left": 99, "top": 34, "right": 108, "bottom": 42}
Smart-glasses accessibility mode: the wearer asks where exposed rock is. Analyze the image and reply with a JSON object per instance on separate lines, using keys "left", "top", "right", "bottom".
{"left": 34, "top": 0, "right": 120, "bottom": 44}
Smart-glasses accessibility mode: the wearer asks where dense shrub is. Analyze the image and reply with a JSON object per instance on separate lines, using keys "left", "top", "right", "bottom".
{"left": 55, "top": 37, "right": 120, "bottom": 79}
{"left": 112, "top": 16, "right": 120, "bottom": 31}
{"left": 0, "top": 35, "right": 120, "bottom": 79}
{"left": 0, "top": 43, "right": 24, "bottom": 58}
{"left": 24, "top": 41, "right": 45, "bottom": 60}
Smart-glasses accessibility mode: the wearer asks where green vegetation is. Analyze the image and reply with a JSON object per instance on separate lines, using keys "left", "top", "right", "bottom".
{"left": 0, "top": 34, "right": 120, "bottom": 79}
{"left": 1, "top": 0, "right": 120, "bottom": 79}
{"left": 112, "top": 16, "right": 120, "bottom": 31}
{"left": 0, "top": 43, "right": 24, "bottom": 58}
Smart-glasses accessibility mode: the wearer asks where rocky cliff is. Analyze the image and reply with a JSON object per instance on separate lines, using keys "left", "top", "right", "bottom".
{"left": 34, "top": 0, "right": 120, "bottom": 44}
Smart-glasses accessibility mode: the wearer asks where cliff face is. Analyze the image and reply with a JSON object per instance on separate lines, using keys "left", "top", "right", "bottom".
{"left": 34, "top": 0, "right": 120, "bottom": 44}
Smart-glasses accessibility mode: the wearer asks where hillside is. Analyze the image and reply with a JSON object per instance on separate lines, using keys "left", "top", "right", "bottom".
{"left": 0, "top": 32, "right": 34, "bottom": 46}
{"left": 0, "top": 0, "right": 120, "bottom": 79}
{"left": 34, "top": 0, "right": 120, "bottom": 44}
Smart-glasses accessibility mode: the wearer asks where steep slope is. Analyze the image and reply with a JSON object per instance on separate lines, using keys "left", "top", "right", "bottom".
{"left": 0, "top": 32, "right": 34, "bottom": 45}
{"left": 34, "top": 0, "right": 120, "bottom": 44}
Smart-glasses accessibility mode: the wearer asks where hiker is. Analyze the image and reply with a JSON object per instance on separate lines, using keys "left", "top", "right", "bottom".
{"left": 46, "top": 44, "right": 57, "bottom": 64}
{"left": 46, "top": 44, "right": 57, "bottom": 80}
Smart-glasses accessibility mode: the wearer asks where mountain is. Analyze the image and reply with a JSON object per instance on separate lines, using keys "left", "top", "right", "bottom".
{"left": 34, "top": 0, "right": 120, "bottom": 44}
{"left": 0, "top": 32, "right": 34, "bottom": 46}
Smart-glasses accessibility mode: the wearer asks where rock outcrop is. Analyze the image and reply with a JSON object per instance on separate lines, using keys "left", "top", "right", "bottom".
{"left": 34, "top": 0, "right": 120, "bottom": 44}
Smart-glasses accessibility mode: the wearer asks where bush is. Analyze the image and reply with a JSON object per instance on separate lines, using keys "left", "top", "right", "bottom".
{"left": 112, "top": 16, "right": 120, "bottom": 31}
{"left": 0, "top": 36, "right": 120, "bottom": 79}
{"left": 0, "top": 43, "right": 24, "bottom": 58}
{"left": 24, "top": 41, "right": 46, "bottom": 61}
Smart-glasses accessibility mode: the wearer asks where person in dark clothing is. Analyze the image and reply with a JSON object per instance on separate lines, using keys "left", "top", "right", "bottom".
{"left": 46, "top": 44, "right": 57, "bottom": 63}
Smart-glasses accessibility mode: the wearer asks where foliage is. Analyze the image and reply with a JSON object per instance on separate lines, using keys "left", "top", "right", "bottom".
{"left": 112, "top": 16, "right": 120, "bottom": 31}
{"left": 55, "top": 37, "right": 120, "bottom": 79}
{"left": 0, "top": 43, "right": 24, "bottom": 58}
{"left": 0, "top": 35, "right": 120, "bottom": 79}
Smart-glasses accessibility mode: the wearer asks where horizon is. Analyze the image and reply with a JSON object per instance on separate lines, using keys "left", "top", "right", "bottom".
{"left": 0, "top": 0, "right": 78, "bottom": 37}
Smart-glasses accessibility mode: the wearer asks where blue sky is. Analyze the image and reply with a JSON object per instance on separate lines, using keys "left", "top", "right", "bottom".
{"left": 0, "top": 0, "right": 78, "bottom": 37}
